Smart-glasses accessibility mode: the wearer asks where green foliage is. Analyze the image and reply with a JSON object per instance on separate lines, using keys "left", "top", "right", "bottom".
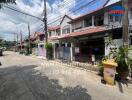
{"left": 98, "top": 61, "right": 104, "bottom": 76}
{"left": 115, "top": 47, "right": 132, "bottom": 69}
{"left": 45, "top": 42, "right": 53, "bottom": 59}
{"left": 0, "top": 0, "right": 16, "bottom": 8}
{"left": 0, "top": 39, "right": 16, "bottom": 50}
{"left": 0, "top": 0, "right": 16, "bottom": 3}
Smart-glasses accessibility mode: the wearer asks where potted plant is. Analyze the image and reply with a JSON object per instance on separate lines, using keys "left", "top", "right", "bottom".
{"left": 114, "top": 47, "right": 132, "bottom": 79}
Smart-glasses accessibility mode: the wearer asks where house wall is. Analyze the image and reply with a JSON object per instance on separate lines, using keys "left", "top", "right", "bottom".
{"left": 72, "top": 20, "right": 84, "bottom": 32}
{"left": 128, "top": 3, "right": 132, "bottom": 25}
{"left": 104, "top": 37, "right": 123, "bottom": 56}
{"left": 49, "top": 1, "right": 132, "bottom": 62}
{"left": 61, "top": 17, "right": 72, "bottom": 35}
{"left": 104, "top": 11, "right": 109, "bottom": 25}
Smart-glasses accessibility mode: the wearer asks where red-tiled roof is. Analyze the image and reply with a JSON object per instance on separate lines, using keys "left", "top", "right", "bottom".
{"left": 60, "top": 15, "right": 73, "bottom": 25}
{"left": 35, "top": 32, "right": 44, "bottom": 36}
{"left": 48, "top": 26, "right": 60, "bottom": 31}
{"left": 50, "top": 26, "right": 106, "bottom": 40}
{"left": 48, "top": 36, "right": 59, "bottom": 40}
{"left": 70, "top": 26, "right": 106, "bottom": 37}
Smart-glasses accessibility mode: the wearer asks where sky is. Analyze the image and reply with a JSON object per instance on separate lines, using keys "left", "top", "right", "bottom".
{"left": 0, "top": 0, "right": 120, "bottom": 41}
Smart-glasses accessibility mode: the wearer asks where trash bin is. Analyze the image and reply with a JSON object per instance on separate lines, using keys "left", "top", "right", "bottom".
{"left": 102, "top": 59, "right": 118, "bottom": 85}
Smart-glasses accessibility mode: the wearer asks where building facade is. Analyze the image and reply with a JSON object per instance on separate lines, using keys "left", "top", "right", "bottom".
{"left": 34, "top": 32, "right": 46, "bottom": 57}
{"left": 48, "top": 0, "right": 132, "bottom": 64}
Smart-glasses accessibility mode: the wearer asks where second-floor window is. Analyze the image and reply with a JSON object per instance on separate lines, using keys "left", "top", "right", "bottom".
{"left": 130, "top": 8, "right": 132, "bottom": 18}
{"left": 129, "top": 28, "right": 132, "bottom": 33}
{"left": 94, "top": 15, "right": 104, "bottom": 26}
{"left": 56, "top": 29, "right": 60, "bottom": 36}
{"left": 109, "top": 14, "right": 122, "bottom": 23}
{"left": 62, "top": 25, "right": 70, "bottom": 34}
{"left": 39, "top": 34, "right": 44, "bottom": 41}
{"left": 85, "top": 18, "right": 92, "bottom": 27}
{"left": 74, "top": 21, "right": 83, "bottom": 30}
{"left": 49, "top": 31, "right": 51, "bottom": 37}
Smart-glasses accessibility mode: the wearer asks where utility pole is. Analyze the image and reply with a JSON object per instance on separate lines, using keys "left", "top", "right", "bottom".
{"left": 28, "top": 23, "right": 31, "bottom": 54}
{"left": 20, "top": 31, "right": 23, "bottom": 50}
{"left": 44, "top": 0, "right": 48, "bottom": 42}
{"left": 14, "top": 33, "right": 16, "bottom": 51}
{"left": 16, "top": 33, "right": 18, "bottom": 51}
{"left": 122, "top": 0, "right": 129, "bottom": 47}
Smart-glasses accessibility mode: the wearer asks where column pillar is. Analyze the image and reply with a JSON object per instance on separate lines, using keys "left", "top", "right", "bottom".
{"left": 53, "top": 43, "right": 56, "bottom": 59}
{"left": 70, "top": 42, "right": 73, "bottom": 61}
{"left": 92, "top": 16, "right": 95, "bottom": 26}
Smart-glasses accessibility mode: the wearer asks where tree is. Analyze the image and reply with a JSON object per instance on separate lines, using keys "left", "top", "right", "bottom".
{"left": 0, "top": 0, "right": 16, "bottom": 8}
{"left": 0, "top": 0, "right": 16, "bottom": 3}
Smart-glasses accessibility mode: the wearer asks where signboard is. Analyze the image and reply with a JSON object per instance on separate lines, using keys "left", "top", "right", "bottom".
{"left": 109, "top": 5, "right": 125, "bottom": 16}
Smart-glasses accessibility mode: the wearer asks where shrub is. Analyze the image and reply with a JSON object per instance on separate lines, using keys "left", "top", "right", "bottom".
{"left": 45, "top": 42, "right": 53, "bottom": 59}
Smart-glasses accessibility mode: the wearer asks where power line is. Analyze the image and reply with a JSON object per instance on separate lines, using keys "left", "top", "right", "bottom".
{"left": 47, "top": 0, "right": 76, "bottom": 16}
{"left": 47, "top": 0, "right": 100, "bottom": 25}
{"left": 47, "top": 0, "right": 84, "bottom": 20}
{"left": 3, "top": 5, "right": 43, "bottom": 21}
{"left": 38, "top": 0, "right": 102, "bottom": 30}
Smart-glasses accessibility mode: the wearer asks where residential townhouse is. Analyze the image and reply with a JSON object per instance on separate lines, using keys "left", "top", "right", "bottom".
{"left": 33, "top": 32, "right": 46, "bottom": 57}
{"left": 48, "top": 0, "right": 132, "bottom": 64}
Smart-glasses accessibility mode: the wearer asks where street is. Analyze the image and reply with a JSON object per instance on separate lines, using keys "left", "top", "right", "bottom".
{"left": 0, "top": 51, "right": 131, "bottom": 100}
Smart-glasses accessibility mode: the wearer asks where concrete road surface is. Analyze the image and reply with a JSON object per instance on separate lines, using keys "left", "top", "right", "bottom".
{"left": 0, "top": 51, "right": 131, "bottom": 100}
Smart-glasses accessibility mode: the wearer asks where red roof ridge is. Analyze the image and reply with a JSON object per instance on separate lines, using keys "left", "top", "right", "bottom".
{"left": 48, "top": 26, "right": 60, "bottom": 31}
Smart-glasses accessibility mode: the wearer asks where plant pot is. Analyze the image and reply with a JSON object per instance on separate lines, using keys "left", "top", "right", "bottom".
{"left": 117, "top": 66, "right": 129, "bottom": 79}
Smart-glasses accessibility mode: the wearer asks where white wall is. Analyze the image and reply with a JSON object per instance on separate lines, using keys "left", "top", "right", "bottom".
{"left": 104, "top": 12, "right": 109, "bottom": 25}
{"left": 105, "top": 37, "right": 123, "bottom": 56}
{"left": 61, "top": 16, "right": 72, "bottom": 35}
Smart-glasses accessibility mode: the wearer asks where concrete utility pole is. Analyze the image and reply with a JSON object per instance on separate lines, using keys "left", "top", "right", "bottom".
{"left": 16, "top": 33, "right": 18, "bottom": 51}
{"left": 28, "top": 23, "right": 31, "bottom": 53}
{"left": 20, "top": 31, "right": 23, "bottom": 50}
{"left": 44, "top": 0, "right": 48, "bottom": 42}
{"left": 122, "top": 0, "right": 129, "bottom": 47}
{"left": 14, "top": 33, "right": 16, "bottom": 51}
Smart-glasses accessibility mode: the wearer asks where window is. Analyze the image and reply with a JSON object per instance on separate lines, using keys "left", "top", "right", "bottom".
{"left": 130, "top": 8, "right": 132, "bottom": 17}
{"left": 129, "top": 28, "right": 132, "bottom": 33}
{"left": 61, "top": 43, "right": 65, "bottom": 47}
{"left": 62, "top": 25, "right": 70, "bottom": 34}
{"left": 39, "top": 34, "right": 44, "bottom": 41}
{"left": 75, "top": 21, "right": 83, "bottom": 30}
{"left": 115, "top": 16, "right": 122, "bottom": 22}
{"left": 85, "top": 18, "right": 92, "bottom": 27}
{"left": 48, "top": 31, "right": 51, "bottom": 37}
{"left": 94, "top": 15, "right": 104, "bottom": 26}
{"left": 67, "top": 43, "right": 71, "bottom": 47}
{"left": 109, "top": 14, "right": 122, "bottom": 23}
{"left": 109, "top": 15, "right": 114, "bottom": 22}
{"left": 56, "top": 29, "right": 60, "bottom": 36}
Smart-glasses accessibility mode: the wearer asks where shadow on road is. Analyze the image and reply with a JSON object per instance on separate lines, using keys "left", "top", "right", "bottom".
{"left": 0, "top": 65, "right": 92, "bottom": 100}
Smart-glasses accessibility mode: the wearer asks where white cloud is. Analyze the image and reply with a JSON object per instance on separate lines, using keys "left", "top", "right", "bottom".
{"left": 45, "top": 0, "right": 79, "bottom": 26}
{"left": 0, "top": 0, "right": 79, "bottom": 40}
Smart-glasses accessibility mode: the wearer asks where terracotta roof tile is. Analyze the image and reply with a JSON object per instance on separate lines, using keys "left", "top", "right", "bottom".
{"left": 51, "top": 26, "right": 106, "bottom": 40}
{"left": 48, "top": 26, "right": 60, "bottom": 31}
{"left": 35, "top": 32, "right": 44, "bottom": 36}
